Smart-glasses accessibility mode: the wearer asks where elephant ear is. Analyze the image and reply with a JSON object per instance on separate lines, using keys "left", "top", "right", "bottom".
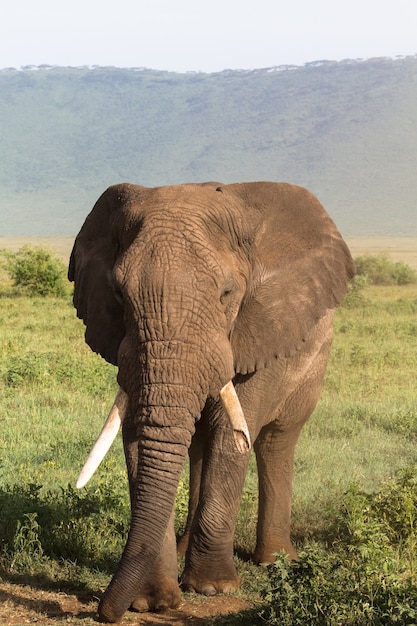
{"left": 68, "top": 184, "right": 144, "bottom": 365}
{"left": 229, "top": 182, "right": 355, "bottom": 375}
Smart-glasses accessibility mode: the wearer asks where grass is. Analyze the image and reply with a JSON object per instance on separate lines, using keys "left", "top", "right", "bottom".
{"left": 290, "top": 285, "right": 417, "bottom": 546}
{"left": 0, "top": 296, "right": 119, "bottom": 489}
{"left": 0, "top": 264, "right": 417, "bottom": 623}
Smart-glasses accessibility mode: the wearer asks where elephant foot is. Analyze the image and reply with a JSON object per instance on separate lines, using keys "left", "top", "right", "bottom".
{"left": 253, "top": 538, "right": 298, "bottom": 564}
{"left": 181, "top": 568, "right": 240, "bottom": 596}
{"left": 131, "top": 576, "right": 181, "bottom": 613}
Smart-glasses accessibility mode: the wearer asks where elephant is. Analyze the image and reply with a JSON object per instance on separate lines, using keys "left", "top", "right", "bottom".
{"left": 68, "top": 181, "right": 355, "bottom": 623}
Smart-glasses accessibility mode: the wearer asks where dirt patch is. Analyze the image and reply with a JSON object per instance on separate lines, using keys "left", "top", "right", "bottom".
{"left": 0, "top": 582, "right": 250, "bottom": 625}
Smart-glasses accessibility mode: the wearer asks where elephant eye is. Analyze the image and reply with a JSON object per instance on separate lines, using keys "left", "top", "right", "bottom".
{"left": 220, "top": 279, "right": 236, "bottom": 304}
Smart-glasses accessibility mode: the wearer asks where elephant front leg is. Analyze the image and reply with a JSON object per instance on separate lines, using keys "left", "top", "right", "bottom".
{"left": 177, "top": 423, "right": 205, "bottom": 557}
{"left": 131, "top": 510, "right": 181, "bottom": 612}
{"left": 181, "top": 432, "right": 250, "bottom": 596}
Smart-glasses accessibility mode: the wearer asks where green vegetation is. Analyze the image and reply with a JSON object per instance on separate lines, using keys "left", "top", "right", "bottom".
{"left": 0, "top": 245, "right": 69, "bottom": 297}
{"left": 216, "top": 470, "right": 417, "bottom": 625}
{"left": 1, "top": 56, "right": 417, "bottom": 236}
{"left": 1, "top": 248, "right": 416, "bottom": 624}
{"left": 355, "top": 253, "right": 417, "bottom": 286}
{"left": 260, "top": 470, "right": 417, "bottom": 625}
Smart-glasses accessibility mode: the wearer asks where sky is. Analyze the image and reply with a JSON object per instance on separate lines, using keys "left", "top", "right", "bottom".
{"left": 1, "top": 0, "right": 416, "bottom": 73}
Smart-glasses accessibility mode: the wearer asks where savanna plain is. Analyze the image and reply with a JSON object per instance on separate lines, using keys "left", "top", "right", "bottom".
{"left": 0, "top": 237, "right": 416, "bottom": 625}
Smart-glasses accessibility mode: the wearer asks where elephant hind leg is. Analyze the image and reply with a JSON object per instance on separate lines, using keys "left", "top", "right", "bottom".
{"left": 253, "top": 422, "right": 301, "bottom": 563}
{"left": 253, "top": 338, "right": 331, "bottom": 564}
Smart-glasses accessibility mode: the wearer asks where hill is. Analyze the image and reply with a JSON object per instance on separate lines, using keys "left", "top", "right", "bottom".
{"left": 0, "top": 57, "right": 416, "bottom": 236}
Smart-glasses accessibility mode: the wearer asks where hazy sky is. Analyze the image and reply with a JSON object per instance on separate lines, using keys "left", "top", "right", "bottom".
{"left": 1, "top": 0, "right": 416, "bottom": 72}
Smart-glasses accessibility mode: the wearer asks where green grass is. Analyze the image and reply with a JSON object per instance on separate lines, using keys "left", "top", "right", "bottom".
{"left": 1, "top": 278, "right": 417, "bottom": 623}
{"left": 288, "top": 286, "right": 417, "bottom": 547}
{"left": 0, "top": 296, "right": 120, "bottom": 490}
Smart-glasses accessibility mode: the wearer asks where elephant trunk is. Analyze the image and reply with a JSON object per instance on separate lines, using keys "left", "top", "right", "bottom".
{"left": 98, "top": 414, "right": 192, "bottom": 623}
{"left": 98, "top": 345, "right": 204, "bottom": 623}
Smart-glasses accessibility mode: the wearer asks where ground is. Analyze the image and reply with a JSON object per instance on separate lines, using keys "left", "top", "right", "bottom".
{"left": 0, "top": 582, "right": 250, "bottom": 625}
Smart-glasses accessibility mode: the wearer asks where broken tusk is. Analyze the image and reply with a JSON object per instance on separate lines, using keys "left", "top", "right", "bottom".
{"left": 76, "top": 387, "right": 129, "bottom": 489}
{"left": 219, "top": 381, "right": 251, "bottom": 453}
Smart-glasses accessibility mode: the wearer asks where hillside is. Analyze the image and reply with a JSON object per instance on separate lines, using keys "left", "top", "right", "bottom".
{"left": 0, "top": 57, "right": 416, "bottom": 236}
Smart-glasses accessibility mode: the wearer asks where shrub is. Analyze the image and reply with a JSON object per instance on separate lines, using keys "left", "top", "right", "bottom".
{"left": 262, "top": 545, "right": 417, "bottom": 625}
{"left": 258, "top": 468, "right": 417, "bottom": 625}
{"left": 1, "top": 245, "right": 69, "bottom": 297}
{"left": 354, "top": 254, "right": 417, "bottom": 286}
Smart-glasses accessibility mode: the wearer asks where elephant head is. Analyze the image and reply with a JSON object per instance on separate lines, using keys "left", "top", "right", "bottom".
{"left": 69, "top": 181, "right": 354, "bottom": 622}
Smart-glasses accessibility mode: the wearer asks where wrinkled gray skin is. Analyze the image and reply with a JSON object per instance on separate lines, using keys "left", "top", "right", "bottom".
{"left": 69, "top": 181, "right": 355, "bottom": 622}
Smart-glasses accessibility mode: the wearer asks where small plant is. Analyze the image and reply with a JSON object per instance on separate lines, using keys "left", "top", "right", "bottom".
{"left": 4, "top": 352, "right": 50, "bottom": 386}
{"left": 1, "top": 245, "right": 69, "bottom": 296}
{"left": 175, "top": 471, "right": 190, "bottom": 535}
{"left": 341, "top": 274, "right": 368, "bottom": 308}
{"left": 9, "top": 512, "right": 44, "bottom": 571}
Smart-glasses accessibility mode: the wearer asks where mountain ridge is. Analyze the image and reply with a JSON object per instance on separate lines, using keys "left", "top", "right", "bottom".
{"left": 1, "top": 56, "right": 416, "bottom": 236}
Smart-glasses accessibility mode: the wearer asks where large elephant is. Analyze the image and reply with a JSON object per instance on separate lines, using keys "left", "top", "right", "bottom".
{"left": 69, "top": 181, "right": 355, "bottom": 622}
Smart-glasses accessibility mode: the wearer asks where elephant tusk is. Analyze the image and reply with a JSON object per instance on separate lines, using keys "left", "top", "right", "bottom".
{"left": 76, "top": 387, "right": 129, "bottom": 489}
{"left": 219, "top": 381, "right": 251, "bottom": 453}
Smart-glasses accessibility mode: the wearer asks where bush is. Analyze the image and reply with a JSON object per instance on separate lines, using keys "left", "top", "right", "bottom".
{"left": 1, "top": 245, "right": 69, "bottom": 297}
{"left": 262, "top": 546, "right": 417, "bottom": 625}
{"left": 258, "top": 468, "right": 417, "bottom": 625}
{"left": 354, "top": 254, "right": 417, "bottom": 286}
